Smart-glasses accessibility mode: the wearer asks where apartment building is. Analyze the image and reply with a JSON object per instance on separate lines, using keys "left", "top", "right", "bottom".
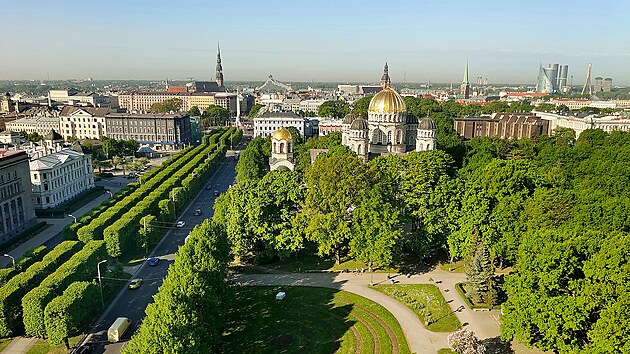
{"left": 0, "top": 151, "right": 37, "bottom": 244}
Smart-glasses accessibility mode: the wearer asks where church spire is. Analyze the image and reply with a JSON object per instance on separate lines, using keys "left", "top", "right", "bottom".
{"left": 460, "top": 61, "right": 471, "bottom": 98}
{"left": 215, "top": 42, "right": 224, "bottom": 87}
{"left": 462, "top": 61, "right": 469, "bottom": 85}
{"left": 380, "top": 62, "right": 391, "bottom": 88}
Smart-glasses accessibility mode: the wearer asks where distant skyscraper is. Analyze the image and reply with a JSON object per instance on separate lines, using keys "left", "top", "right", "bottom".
{"left": 594, "top": 77, "right": 604, "bottom": 92}
{"left": 603, "top": 78, "right": 612, "bottom": 92}
{"left": 215, "top": 43, "right": 224, "bottom": 88}
{"left": 536, "top": 63, "right": 568, "bottom": 94}
{"left": 460, "top": 62, "right": 470, "bottom": 99}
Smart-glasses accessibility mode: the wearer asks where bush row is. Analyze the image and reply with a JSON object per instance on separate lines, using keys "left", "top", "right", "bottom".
{"left": 76, "top": 146, "right": 198, "bottom": 242}
{"left": 22, "top": 240, "right": 107, "bottom": 337}
{"left": 0, "top": 246, "right": 48, "bottom": 287}
{"left": 44, "top": 281, "right": 99, "bottom": 345}
{"left": 0, "top": 241, "right": 82, "bottom": 336}
{"left": 104, "top": 134, "right": 227, "bottom": 257}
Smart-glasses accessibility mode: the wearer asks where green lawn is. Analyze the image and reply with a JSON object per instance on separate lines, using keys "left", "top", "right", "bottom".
{"left": 438, "top": 260, "right": 466, "bottom": 273}
{"left": 247, "top": 253, "right": 399, "bottom": 273}
{"left": 26, "top": 335, "right": 83, "bottom": 354}
{"left": 437, "top": 348, "right": 456, "bottom": 354}
{"left": 372, "top": 284, "right": 462, "bottom": 332}
{"left": 0, "top": 338, "right": 13, "bottom": 352}
{"left": 222, "top": 286, "right": 410, "bottom": 354}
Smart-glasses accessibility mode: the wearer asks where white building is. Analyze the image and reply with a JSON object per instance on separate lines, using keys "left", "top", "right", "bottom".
{"left": 253, "top": 111, "right": 305, "bottom": 138}
{"left": 59, "top": 106, "right": 110, "bottom": 140}
{"left": 299, "top": 99, "right": 327, "bottom": 114}
{"left": 268, "top": 127, "right": 295, "bottom": 171}
{"left": 535, "top": 111, "right": 630, "bottom": 137}
{"left": 5, "top": 117, "right": 60, "bottom": 136}
{"left": 29, "top": 148, "right": 94, "bottom": 209}
{"left": 49, "top": 89, "right": 118, "bottom": 108}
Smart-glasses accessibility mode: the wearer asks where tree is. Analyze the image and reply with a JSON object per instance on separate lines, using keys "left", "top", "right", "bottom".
{"left": 535, "top": 103, "right": 557, "bottom": 111}
{"left": 317, "top": 100, "right": 349, "bottom": 119}
{"left": 235, "top": 137, "right": 270, "bottom": 182}
{"left": 248, "top": 103, "right": 263, "bottom": 118}
{"left": 351, "top": 96, "right": 372, "bottom": 119}
{"left": 465, "top": 235, "right": 493, "bottom": 304}
{"left": 150, "top": 98, "right": 182, "bottom": 113}
{"left": 448, "top": 329, "right": 486, "bottom": 354}
{"left": 202, "top": 105, "right": 230, "bottom": 127}
{"left": 26, "top": 132, "right": 43, "bottom": 142}
{"left": 298, "top": 147, "right": 367, "bottom": 263}
{"left": 188, "top": 106, "right": 201, "bottom": 117}
{"left": 286, "top": 126, "right": 303, "bottom": 145}
{"left": 111, "top": 156, "right": 123, "bottom": 170}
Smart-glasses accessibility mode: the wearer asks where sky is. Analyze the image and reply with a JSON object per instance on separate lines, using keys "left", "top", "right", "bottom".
{"left": 3, "top": 0, "right": 630, "bottom": 85}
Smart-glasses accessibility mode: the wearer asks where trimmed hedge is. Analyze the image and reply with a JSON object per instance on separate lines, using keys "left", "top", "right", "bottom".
{"left": 0, "top": 241, "right": 82, "bottom": 337}
{"left": 0, "top": 246, "right": 48, "bottom": 287}
{"left": 104, "top": 138, "right": 225, "bottom": 257}
{"left": 22, "top": 240, "right": 107, "bottom": 337}
{"left": 44, "top": 281, "right": 99, "bottom": 345}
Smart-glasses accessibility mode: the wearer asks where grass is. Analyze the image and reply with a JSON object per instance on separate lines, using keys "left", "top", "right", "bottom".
{"left": 222, "top": 286, "right": 410, "bottom": 354}
{"left": 26, "top": 335, "right": 83, "bottom": 354}
{"left": 438, "top": 260, "right": 466, "bottom": 273}
{"left": 437, "top": 348, "right": 456, "bottom": 354}
{"left": 372, "top": 284, "right": 462, "bottom": 332}
{"left": 0, "top": 338, "right": 13, "bottom": 352}
{"left": 455, "top": 283, "right": 502, "bottom": 310}
{"left": 247, "top": 253, "right": 399, "bottom": 273}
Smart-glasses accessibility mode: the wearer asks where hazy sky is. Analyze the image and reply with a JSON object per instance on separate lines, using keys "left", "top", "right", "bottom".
{"left": 3, "top": 0, "right": 630, "bottom": 85}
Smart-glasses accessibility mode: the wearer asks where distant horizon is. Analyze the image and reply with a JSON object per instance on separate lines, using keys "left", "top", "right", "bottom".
{"left": 4, "top": 1, "right": 630, "bottom": 85}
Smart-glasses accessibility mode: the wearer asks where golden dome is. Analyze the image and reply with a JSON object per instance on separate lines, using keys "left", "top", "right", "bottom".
{"left": 271, "top": 126, "right": 292, "bottom": 141}
{"left": 368, "top": 86, "right": 406, "bottom": 113}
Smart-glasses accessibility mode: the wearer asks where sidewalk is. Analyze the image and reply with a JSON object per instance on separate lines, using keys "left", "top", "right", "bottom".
{"left": 0, "top": 180, "right": 126, "bottom": 268}
{"left": 0, "top": 337, "right": 38, "bottom": 354}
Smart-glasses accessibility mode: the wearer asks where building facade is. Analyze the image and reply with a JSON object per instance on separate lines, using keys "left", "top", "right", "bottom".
{"left": 30, "top": 148, "right": 94, "bottom": 210}
{"left": 5, "top": 117, "right": 60, "bottom": 136}
{"left": 253, "top": 111, "right": 305, "bottom": 138}
{"left": 454, "top": 113, "right": 550, "bottom": 140}
{"left": 318, "top": 118, "right": 343, "bottom": 136}
{"left": 104, "top": 112, "right": 192, "bottom": 149}
{"left": 0, "top": 151, "right": 37, "bottom": 244}
{"left": 535, "top": 111, "right": 630, "bottom": 137}
{"left": 59, "top": 106, "right": 110, "bottom": 140}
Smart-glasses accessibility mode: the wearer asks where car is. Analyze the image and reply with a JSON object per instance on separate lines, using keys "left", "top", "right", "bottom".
{"left": 213, "top": 190, "right": 220, "bottom": 196}
{"left": 193, "top": 209, "right": 202, "bottom": 216}
{"left": 205, "top": 184, "right": 212, "bottom": 190}
{"left": 176, "top": 221, "right": 186, "bottom": 228}
{"left": 128, "top": 278, "right": 142, "bottom": 289}
{"left": 147, "top": 257, "right": 159, "bottom": 266}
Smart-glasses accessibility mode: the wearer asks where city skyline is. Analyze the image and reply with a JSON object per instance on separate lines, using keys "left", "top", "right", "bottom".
{"left": 3, "top": 0, "right": 630, "bottom": 85}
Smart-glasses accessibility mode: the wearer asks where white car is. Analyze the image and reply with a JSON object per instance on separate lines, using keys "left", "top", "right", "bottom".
{"left": 176, "top": 221, "right": 185, "bottom": 228}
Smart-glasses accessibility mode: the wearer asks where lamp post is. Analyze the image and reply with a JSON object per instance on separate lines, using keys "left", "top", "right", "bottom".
{"left": 97, "top": 260, "right": 107, "bottom": 309}
{"left": 170, "top": 189, "right": 178, "bottom": 220}
{"left": 67, "top": 214, "right": 77, "bottom": 223}
{"left": 3, "top": 254, "right": 15, "bottom": 268}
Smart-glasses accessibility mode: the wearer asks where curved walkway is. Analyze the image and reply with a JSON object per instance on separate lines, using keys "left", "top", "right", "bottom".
{"left": 234, "top": 272, "right": 449, "bottom": 353}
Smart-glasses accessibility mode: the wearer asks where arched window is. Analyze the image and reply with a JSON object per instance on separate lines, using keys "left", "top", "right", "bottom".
{"left": 279, "top": 142, "right": 285, "bottom": 153}
{"left": 418, "top": 143, "right": 424, "bottom": 151}
{"left": 288, "top": 142, "right": 292, "bottom": 153}
{"left": 273, "top": 142, "right": 277, "bottom": 153}
{"left": 397, "top": 130, "right": 402, "bottom": 144}
{"left": 357, "top": 144, "right": 362, "bottom": 155}
{"left": 387, "top": 131, "right": 392, "bottom": 144}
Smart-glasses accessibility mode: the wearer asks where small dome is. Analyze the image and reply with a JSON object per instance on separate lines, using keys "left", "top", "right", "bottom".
{"left": 368, "top": 86, "right": 406, "bottom": 113}
{"left": 418, "top": 117, "right": 437, "bottom": 130}
{"left": 271, "top": 126, "right": 292, "bottom": 141}
{"left": 350, "top": 117, "right": 369, "bottom": 130}
{"left": 342, "top": 113, "right": 356, "bottom": 125}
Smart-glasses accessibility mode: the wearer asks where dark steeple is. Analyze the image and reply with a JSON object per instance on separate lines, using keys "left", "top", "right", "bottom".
{"left": 215, "top": 42, "right": 224, "bottom": 87}
{"left": 380, "top": 62, "right": 391, "bottom": 88}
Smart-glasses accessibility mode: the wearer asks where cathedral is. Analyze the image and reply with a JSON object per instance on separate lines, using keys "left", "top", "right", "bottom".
{"left": 342, "top": 63, "right": 437, "bottom": 161}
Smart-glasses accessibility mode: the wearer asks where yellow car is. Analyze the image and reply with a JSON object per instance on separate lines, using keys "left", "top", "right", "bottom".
{"left": 128, "top": 278, "right": 142, "bottom": 289}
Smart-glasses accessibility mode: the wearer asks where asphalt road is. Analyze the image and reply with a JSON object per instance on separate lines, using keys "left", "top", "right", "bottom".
{"left": 80, "top": 141, "right": 244, "bottom": 353}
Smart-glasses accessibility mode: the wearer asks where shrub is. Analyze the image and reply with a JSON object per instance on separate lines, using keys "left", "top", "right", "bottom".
{"left": 44, "top": 281, "right": 99, "bottom": 345}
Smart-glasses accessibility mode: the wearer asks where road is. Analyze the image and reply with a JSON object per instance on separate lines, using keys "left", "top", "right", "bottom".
{"left": 81, "top": 141, "right": 244, "bottom": 354}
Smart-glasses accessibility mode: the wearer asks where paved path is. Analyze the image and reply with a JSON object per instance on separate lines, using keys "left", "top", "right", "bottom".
{"left": 0, "top": 337, "right": 37, "bottom": 354}
{"left": 234, "top": 268, "right": 545, "bottom": 354}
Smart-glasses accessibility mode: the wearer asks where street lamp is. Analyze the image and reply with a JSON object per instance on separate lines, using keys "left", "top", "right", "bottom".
{"left": 97, "top": 260, "right": 107, "bottom": 308}
{"left": 67, "top": 214, "right": 77, "bottom": 223}
{"left": 3, "top": 254, "right": 15, "bottom": 268}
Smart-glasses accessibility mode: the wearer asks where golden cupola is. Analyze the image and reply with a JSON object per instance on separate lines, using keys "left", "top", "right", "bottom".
{"left": 368, "top": 86, "right": 407, "bottom": 114}
{"left": 271, "top": 126, "right": 292, "bottom": 141}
